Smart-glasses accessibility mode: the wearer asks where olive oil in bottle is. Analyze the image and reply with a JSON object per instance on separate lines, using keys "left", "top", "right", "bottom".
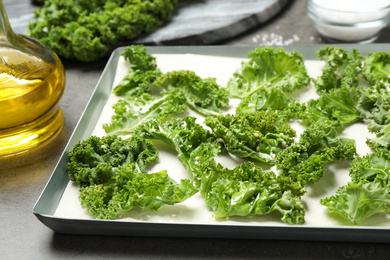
{"left": 0, "top": 0, "right": 66, "bottom": 158}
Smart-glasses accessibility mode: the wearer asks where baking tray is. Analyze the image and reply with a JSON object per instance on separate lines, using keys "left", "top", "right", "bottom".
{"left": 33, "top": 45, "right": 390, "bottom": 242}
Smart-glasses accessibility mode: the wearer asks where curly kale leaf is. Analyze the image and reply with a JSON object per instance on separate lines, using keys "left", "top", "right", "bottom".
{"left": 321, "top": 149, "right": 390, "bottom": 225}
{"left": 235, "top": 87, "right": 303, "bottom": 122}
{"left": 366, "top": 115, "right": 390, "bottom": 151}
{"left": 353, "top": 80, "right": 390, "bottom": 150}
{"left": 198, "top": 160, "right": 306, "bottom": 224}
{"left": 356, "top": 85, "right": 390, "bottom": 151}
{"left": 356, "top": 85, "right": 381, "bottom": 120}
{"left": 349, "top": 149, "right": 390, "bottom": 185}
{"left": 227, "top": 47, "right": 310, "bottom": 98}
{"left": 113, "top": 45, "right": 162, "bottom": 97}
{"left": 299, "top": 84, "right": 363, "bottom": 129}
{"left": 320, "top": 181, "right": 390, "bottom": 225}
{"left": 137, "top": 116, "right": 214, "bottom": 153}
{"left": 367, "top": 125, "right": 390, "bottom": 151}
{"left": 297, "top": 100, "right": 344, "bottom": 133}
{"left": 136, "top": 116, "right": 220, "bottom": 181}
{"left": 28, "top": 0, "right": 179, "bottom": 61}
{"left": 121, "top": 45, "right": 159, "bottom": 72}
{"left": 67, "top": 135, "right": 159, "bottom": 187}
{"left": 314, "top": 46, "right": 363, "bottom": 92}
{"left": 114, "top": 70, "right": 162, "bottom": 98}
{"left": 362, "top": 51, "right": 390, "bottom": 86}
{"left": 204, "top": 111, "right": 296, "bottom": 165}
{"left": 79, "top": 165, "right": 198, "bottom": 219}
{"left": 276, "top": 121, "right": 356, "bottom": 185}
{"left": 103, "top": 91, "right": 188, "bottom": 135}
{"left": 153, "top": 70, "right": 230, "bottom": 116}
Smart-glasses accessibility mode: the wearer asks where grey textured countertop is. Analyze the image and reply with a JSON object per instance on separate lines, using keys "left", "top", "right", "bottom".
{"left": 1, "top": 0, "right": 390, "bottom": 259}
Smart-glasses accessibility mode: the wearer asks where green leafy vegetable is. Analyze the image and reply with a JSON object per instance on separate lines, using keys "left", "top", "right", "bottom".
{"left": 349, "top": 149, "right": 390, "bottom": 186}
{"left": 357, "top": 83, "right": 390, "bottom": 151}
{"left": 136, "top": 116, "right": 219, "bottom": 181}
{"left": 28, "top": 0, "right": 179, "bottom": 61}
{"left": 204, "top": 111, "right": 296, "bottom": 165}
{"left": 121, "top": 45, "right": 159, "bottom": 72}
{"left": 299, "top": 84, "right": 363, "bottom": 129}
{"left": 67, "top": 135, "right": 159, "bottom": 187}
{"left": 314, "top": 46, "right": 363, "bottom": 92}
{"left": 321, "top": 150, "right": 390, "bottom": 225}
{"left": 197, "top": 160, "right": 306, "bottom": 224}
{"left": 276, "top": 121, "right": 356, "bottom": 185}
{"left": 366, "top": 100, "right": 390, "bottom": 151}
{"left": 362, "top": 52, "right": 390, "bottom": 86}
{"left": 235, "top": 87, "right": 303, "bottom": 122}
{"left": 227, "top": 47, "right": 310, "bottom": 98}
{"left": 103, "top": 91, "right": 188, "bottom": 135}
{"left": 113, "top": 45, "right": 162, "bottom": 97}
{"left": 153, "top": 70, "right": 230, "bottom": 116}
{"left": 320, "top": 181, "right": 390, "bottom": 225}
{"left": 314, "top": 85, "right": 363, "bottom": 125}
{"left": 79, "top": 164, "right": 198, "bottom": 219}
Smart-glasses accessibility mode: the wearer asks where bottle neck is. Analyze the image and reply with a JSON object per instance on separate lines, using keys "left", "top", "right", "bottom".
{"left": 0, "top": 0, "right": 17, "bottom": 44}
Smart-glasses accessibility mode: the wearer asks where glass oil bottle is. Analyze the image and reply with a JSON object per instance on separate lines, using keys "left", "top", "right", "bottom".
{"left": 0, "top": 0, "right": 65, "bottom": 158}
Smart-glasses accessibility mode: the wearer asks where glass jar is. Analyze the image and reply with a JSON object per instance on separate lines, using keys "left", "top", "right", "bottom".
{"left": 0, "top": 0, "right": 65, "bottom": 158}
{"left": 307, "top": 0, "right": 390, "bottom": 43}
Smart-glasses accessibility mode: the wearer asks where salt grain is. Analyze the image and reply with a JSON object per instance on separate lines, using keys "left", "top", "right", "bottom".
{"left": 253, "top": 33, "right": 301, "bottom": 46}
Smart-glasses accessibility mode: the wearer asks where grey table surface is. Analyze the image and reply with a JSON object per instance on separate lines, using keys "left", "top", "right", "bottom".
{"left": 1, "top": 0, "right": 390, "bottom": 259}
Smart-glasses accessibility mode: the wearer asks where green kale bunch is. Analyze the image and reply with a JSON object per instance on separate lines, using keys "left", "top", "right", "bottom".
{"left": 28, "top": 0, "right": 179, "bottom": 61}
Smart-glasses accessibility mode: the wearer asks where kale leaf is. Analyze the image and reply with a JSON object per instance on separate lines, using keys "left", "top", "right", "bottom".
{"left": 79, "top": 165, "right": 198, "bottom": 219}
{"left": 113, "top": 45, "right": 162, "bottom": 97}
{"left": 197, "top": 160, "right": 306, "bottom": 224}
{"left": 320, "top": 181, "right": 390, "bottom": 225}
{"left": 67, "top": 135, "right": 159, "bottom": 187}
{"left": 153, "top": 70, "right": 230, "bottom": 116}
{"left": 314, "top": 46, "right": 363, "bottom": 92}
{"left": 362, "top": 51, "right": 390, "bottom": 86}
{"left": 299, "top": 84, "right": 363, "bottom": 130}
{"left": 235, "top": 87, "right": 303, "bottom": 122}
{"left": 136, "top": 116, "right": 219, "bottom": 181}
{"left": 204, "top": 111, "right": 296, "bottom": 165}
{"left": 276, "top": 121, "right": 356, "bottom": 185}
{"left": 227, "top": 47, "right": 310, "bottom": 98}
{"left": 103, "top": 91, "right": 188, "bottom": 135}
